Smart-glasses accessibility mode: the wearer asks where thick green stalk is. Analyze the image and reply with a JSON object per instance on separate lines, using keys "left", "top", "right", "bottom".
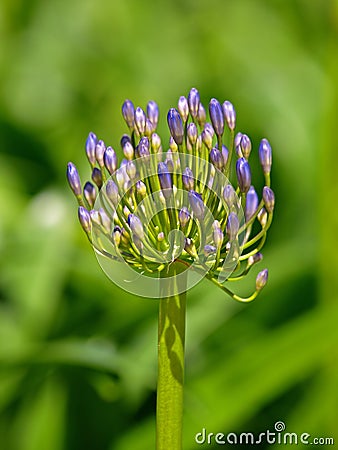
{"left": 156, "top": 262, "right": 187, "bottom": 450}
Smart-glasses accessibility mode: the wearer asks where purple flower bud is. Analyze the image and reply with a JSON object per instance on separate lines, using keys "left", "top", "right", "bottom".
{"left": 151, "top": 133, "right": 161, "bottom": 152}
{"left": 83, "top": 181, "right": 96, "bottom": 208}
{"left": 188, "top": 190, "right": 205, "bottom": 220}
{"left": 179, "top": 207, "right": 190, "bottom": 227}
{"left": 210, "top": 147, "right": 224, "bottom": 170}
{"left": 136, "top": 180, "right": 146, "bottom": 196}
{"left": 245, "top": 186, "right": 259, "bottom": 221}
{"left": 126, "top": 161, "right": 137, "bottom": 179}
{"left": 248, "top": 252, "right": 263, "bottom": 266}
{"left": 187, "top": 122, "right": 198, "bottom": 145}
{"left": 240, "top": 134, "right": 252, "bottom": 159}
{"left": 120, "top": 134, "right": 131, "bottom": 148}
{"left": 157, "top": 232, "right": 165, "bottom": 242}
{"left": 184, "top": 237, "right": 197, "bottom": 258}
{"left": 204, "top": 245, "right": 216, "bottom": 257}
{"left": 223, "top": 184, "right": 237, "bottom": 208}
{"left": 113, "top": 226, "right": 121, "bottom": 246}
{"left": 169, "top": 136, "right": 178, "bottom": 152}
{"left": 188, "top": 87, "right": 200, "bottom": 119}
{"left": 103, "top": 146, "right": 118, "bottom": 175}
{"left": 262, "top": 186, "right": 275, "bottom": 213}
{"left": 89, "top": 209, "right": 101, "bottom": 226}
{"left": 178, "top": 96, "right": 189, "bottom": 123}
{"left": 182, "top": 167, "right": 194, "bottom": 190}
{"left": 67, "top": 162, "right": 81, "bottom": 196}
{"left": 213, "top": 225, "right": 224, "bottom": 248}
{"left": 128, "top": 214, "right": 144, "bottom": 239}
{"left": 259, "top": 138, "right": 272, "bottom": 175}
{"left": 167, "top": 108, "right": 184, "bottom": 145}
{"left": 78, "top": 206, "right": 91, "bottom": 234}
{"left": 234, "top": 132, "right": 243, "bottom": 148}
{"left": 222, "top": 100, "right": 236, "bottom": 130}
{"left": 258, "top": 207, "right": 268, "bottom": 227}
{"left": 147, "top": 100, "right": 159, "bottom": 129}
{"left": 158, "top": 162, "right": 172, "bottom": 198}
{"left": 106, "top": 179, "right": 119, "bottom": 205}
{"left": 197, "top": 103, "right": 206, "bottom": 128}
{"left": 134, "top": 107, "right": 146, "bottom": 134}
{"left": 209, "top": 98, "right": 224, "bottom": 136}
{"left": 122, "top": 99, "right": 135, "bottom": 128}
{"left": 236, "top": 157, "right": 251, "bottom": 193}
{"left": 202, "top": 129, "right": 213, "bottom": 150}
{"left": 99, "top": 208, "right": 111, "bottom": 232}
{"left": 138, "top": 137, "right": 150, "bottom": 160}
{"left": 226, "top": 212, "right": 239, "bottom": 241}
{"left": 145, "top": 118, "right": 154, "bottom": 136}
{"left": 95, "top": 139, "right": 106, "bottom": 167}
{"left": 256, "top": 268, "right": 268, "bottom": 290}
{"left": 85, "top": 132, "right": 97, "bottom": 166}
{"left": 221, "top": 144, "right": 229, "bottom": 166}
{"left": 91, "top": 167, "right": 103, "bottom": 189}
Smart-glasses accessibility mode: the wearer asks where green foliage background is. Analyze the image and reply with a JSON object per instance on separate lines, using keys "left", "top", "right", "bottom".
{"left": 0, "top": 0, "right": 337, "bottom": 448}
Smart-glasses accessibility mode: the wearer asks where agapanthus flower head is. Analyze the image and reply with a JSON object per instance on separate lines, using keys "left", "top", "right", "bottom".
{"left": 67, "top": 88, "right": 275, "bottom": 300}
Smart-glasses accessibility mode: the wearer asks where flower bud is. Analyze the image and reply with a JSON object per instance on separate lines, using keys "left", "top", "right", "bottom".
{"left": 184, "top": 237, "right": 197, "bottom": 258}
{"left": 179, "top": 207, "right": 190, "bottom": 227}
{"left": 147, "top": 100, "right": 159, "bottom": 129}
{"left": 167, "top": 108, "right": 184, "bottom": 145}
{"left": 67, "top": 162, "right": 81, "bottom": 196}
{"left": 234, "top": 132, "right": 243, "bottom": 148}
{"left": 256, "top": 269, "right": 268, "bottom": 290}
{"left": 78, "top": 206, "right": 91, "bottom": 234}
{"left": 136, "top": 180, "right": 147, "bottom": 197}
{"left": 151, "top": 133, "right": 161, "bottom": 152}
{"left": 113, "top": 226, "right": 121, "bottom": 247}
{"left": 258, "top": 207, "right": 268, "bottom": 227}
{"left": 145, "top": 118, "right": 153, "bottom": 136}
{"left": 188, "top": 87, "right": 200, "bottom": 119}
{"left": 106, "top": 180, "right": 119, "bottom": 206}
{"left": 169, "top": 136, "right": 178, "bottom": 152}
{"left": 197, "top": 103, "right": 206, "bottom": 128}
{"left": 91, "top": 167, "right": 103, "bottom": 189}
{"left": 262, "top": 186, "right": 275, "bottom": 213}
{"left": 94, "top": 139, "right": 105, "bottom": 167}
{"left": 223, "top": 184, "right": 237, "bottom": 208}
{"left": 226, "top": 212, "right": 239, "bottom": 241}
{"left": 83, "top": 181, "right": 96, "bottom": 208}
{"left": 240, "top": 134, "right": 252, "bottom": 159}
{"left": 182, "top": 167, "right": 194, "bottom": 191}
{"left": 135, "top": 106, "right": 146, "bottom": 134}
{"left": 123, "top": 141, "right": 134, "bottom": 160}
{"left": 122, "top": 99, "right": 135, "bottom": 128}
{"left": 103, "top": 147, "right": 117, "bottom": 176}
{"left": 178, "top": 96, "right": 189, "bottom": 123}
{"left": 138, "top": 137, "right": 150, "bottom": 160}
{"left": 188, "top": 190, "right": 205, "bottom": 220}
{"left": 248, "top": 252, "right": 263, "bottom": 266}
{"left": 210, "top": 147, "right": 224, "bottom": 170}
{"left": 259, "top": 138, "right": 272, "bottom": 175}
{"left": 213, "top": 224, "right": 224, "bottom": 249}
{"left": 245, "top": 186, "right": 259, "bottom": 221}
{"left": 204, "top": 245, "right": 216, "bottom": 257}
{"left": 187, "top": 122, "right": 198, "bottom": 145}
{"left": 126, "top": 161, "right": 137, "bottom": 179}
{"left": 209, "top": 98, "right": 224, "bottom": 136}
{"left": 158, "top": 162, "right": 173, "bottom": 198}
{"left": 85, "top": 132, "right": 97, "bottom": 166}
{"left": 157, "top": 232, "right": 165, "bottom": 242}
{"left": 222, "top": 100, "right": 236, "bottom": 130}
{"left": 128, "top": 214, "right": 144, "bottom": 240}
{"left": 236, "top": 157, "right": 251, "bottom": 193}
{"left": 99, "top": 208, "right": 111, "bottom": 233}
{"left": 202, "top": 128, "right": 213, "bottom": 150}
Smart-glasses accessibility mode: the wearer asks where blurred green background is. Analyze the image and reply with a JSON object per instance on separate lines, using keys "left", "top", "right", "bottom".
{"left": 1, "top": 0, "right": 337, "bottom": 448}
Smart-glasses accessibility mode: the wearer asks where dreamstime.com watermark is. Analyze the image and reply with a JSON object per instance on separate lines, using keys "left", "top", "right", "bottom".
{"left": 195, "top": 421, "right": 334, "bottom": 446}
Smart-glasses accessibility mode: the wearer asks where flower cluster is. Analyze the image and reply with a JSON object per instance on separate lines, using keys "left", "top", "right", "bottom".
{"left": 67, "top": 88, "right": 274, "bottom": 301}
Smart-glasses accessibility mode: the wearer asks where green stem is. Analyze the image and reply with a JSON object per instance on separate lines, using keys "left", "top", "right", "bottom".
{"left": 156, "top": 262, "right": 187, "bottom": 450}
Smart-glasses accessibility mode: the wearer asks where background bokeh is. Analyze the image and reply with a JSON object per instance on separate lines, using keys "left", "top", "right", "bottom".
{"left": 1, "top": 0, "right": 337, "bottom": 449}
